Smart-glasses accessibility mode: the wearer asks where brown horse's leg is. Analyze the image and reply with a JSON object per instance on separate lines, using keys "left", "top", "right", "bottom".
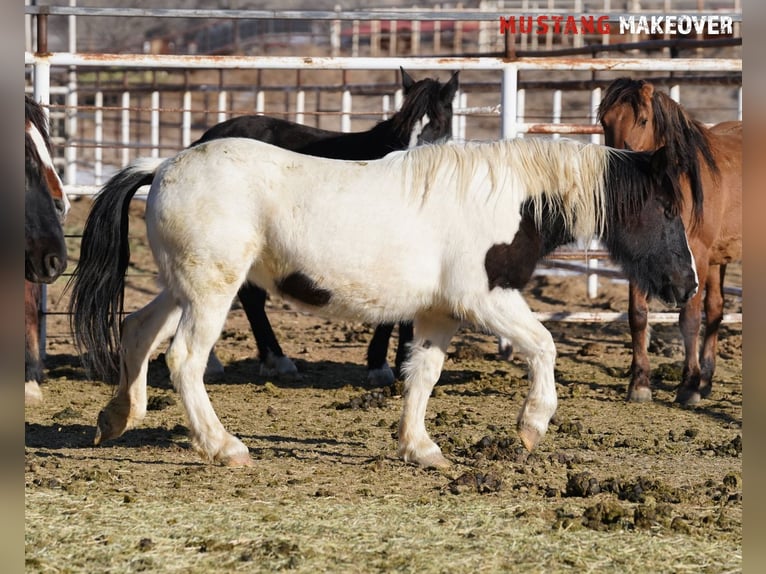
{"left": 695, "top": 264, "right": 726, "bottom": 399}
{"left": 627, "top": 282, "right": 653, "bottom": 402}
{"left": 675, "top": 258, "right": 710, "bottom": 406}
{"left": 25, "top": 281, "right": 44, "bottom": 405}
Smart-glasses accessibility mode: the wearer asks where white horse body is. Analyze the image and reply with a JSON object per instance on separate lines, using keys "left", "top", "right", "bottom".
{"left": 150, "top": 138, "right": 527, "bottom": 326}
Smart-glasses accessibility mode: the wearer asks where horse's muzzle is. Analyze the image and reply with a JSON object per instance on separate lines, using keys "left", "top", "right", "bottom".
{"left": 660, "top": 277, "right": 698, "bottom": 309}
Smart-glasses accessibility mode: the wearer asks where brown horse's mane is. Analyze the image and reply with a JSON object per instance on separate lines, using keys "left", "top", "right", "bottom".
{"left": 598, "top": 78, "right": 715, "bottom": 228}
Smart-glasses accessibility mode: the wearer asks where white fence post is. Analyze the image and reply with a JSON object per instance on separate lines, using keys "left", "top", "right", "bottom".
{"left": 295, "top": 90, "right": 305, "bottom": 124}
{"left": 516, "top": 88, "right": 525, "bottom": 139}
{"left": 121, "top": 91, "right": 130, "bottom": 167}
{"left": 151, "top": 91, "right": 160, "bottom": 158}
{"left": 552, "top": 89, "right": 562, "bottom": 140}
{"left": 255, "top": 90, "right": 265, "bottom": 114}
{"left": 501, "top": 65, "right": 517, "bottom": 140}
{"left": 182, "top": 90, "right": 192, "bottom": 148}
{"left": 341, "top": 89, "right": 352, "bottom": 132}
{"left": 217, "top": 91, "right": 228, "bottom": 123}
{"left": 590, "top": 87, "right": 602, "bottom": 144}
{"left": 94, "top": 91, "right": 103, "bottom": 184}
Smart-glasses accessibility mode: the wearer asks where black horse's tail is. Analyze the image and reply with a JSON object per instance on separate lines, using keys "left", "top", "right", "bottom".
{"left": 67, "top": 158, "right": 164, "bottom": 382}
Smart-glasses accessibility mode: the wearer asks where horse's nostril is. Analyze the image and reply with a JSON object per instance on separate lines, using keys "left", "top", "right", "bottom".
{"left": 45, "top": 254, "right": 64, "bottom": 276}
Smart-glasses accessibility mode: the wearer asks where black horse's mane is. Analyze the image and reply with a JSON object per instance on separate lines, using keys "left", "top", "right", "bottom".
{"left": 598, "top": 78, "right": 716, "bottom": 228}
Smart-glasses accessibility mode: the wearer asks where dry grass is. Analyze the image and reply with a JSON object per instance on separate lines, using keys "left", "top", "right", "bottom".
{"left": 26, "top": 489, "right": 741, "bottom": 573}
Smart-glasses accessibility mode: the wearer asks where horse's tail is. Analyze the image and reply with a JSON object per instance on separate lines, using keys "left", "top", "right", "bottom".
{"left": 67, "top": 158, "right": 164, "bottom": 382}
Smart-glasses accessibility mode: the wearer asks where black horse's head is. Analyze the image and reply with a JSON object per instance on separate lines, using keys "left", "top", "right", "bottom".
{"left": 397, "top": 67, "right": 459, "bottom": 147}
{"left": 602, "top": 147, "right": 698, "bottom": 308}
{"left": 25, "top": 96, "right": 68, "bottom": 283}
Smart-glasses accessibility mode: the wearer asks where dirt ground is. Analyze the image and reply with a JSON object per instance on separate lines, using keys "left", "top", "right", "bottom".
{"left": 25, "top": 197, "right": 742, "bottom": 573}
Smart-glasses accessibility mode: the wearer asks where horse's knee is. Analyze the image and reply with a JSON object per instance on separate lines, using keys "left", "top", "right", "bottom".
{"left": 401, "top": 343, "right": 446, "bottom": 383}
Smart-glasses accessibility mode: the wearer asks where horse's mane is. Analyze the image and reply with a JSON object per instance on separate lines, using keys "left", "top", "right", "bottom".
{"left": 598, "top": 78, "right": 714, "bottom": 227}
{"left": 393, "top": 138, "right": 614, "bottom": 240}
{"left": 25, "top": 95, "right": 54, "bottom": 153}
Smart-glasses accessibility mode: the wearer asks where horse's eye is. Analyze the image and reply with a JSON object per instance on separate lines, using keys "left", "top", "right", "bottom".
{"left": 54, "top": 198, "right": 67, "bottom": 220}
{"left": 638, "top": 117, "right": 648, "bottom": 127}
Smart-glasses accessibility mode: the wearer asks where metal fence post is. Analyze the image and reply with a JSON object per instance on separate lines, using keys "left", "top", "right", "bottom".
{"left": 501, "top": 64, "right": 517, "bottom": 140}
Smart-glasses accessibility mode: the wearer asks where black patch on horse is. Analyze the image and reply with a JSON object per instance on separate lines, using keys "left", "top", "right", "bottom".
{"left": 276, "top": 272, "right": 332, "bottom": 307}
{"left": 485, "top": 198, "right": 570, "bottom": 291}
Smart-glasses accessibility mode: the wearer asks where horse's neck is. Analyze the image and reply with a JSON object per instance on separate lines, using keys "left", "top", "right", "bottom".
{"left": 368, "top": 118, "right": 409, "bottom": 149}
{"left": 299, "top": 121, "right": 400, "bottom": 159}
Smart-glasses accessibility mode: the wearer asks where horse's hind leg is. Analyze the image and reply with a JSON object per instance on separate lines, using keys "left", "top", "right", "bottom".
{"left": 679, "top": 263, "right": 726, "bottom": 405}
{"left": 477, "top": 289, "right": 557, "bottom": 452}
{"left": 237, "top": 282, "right": 298, "bottom": 377}
{"left": 366, "top": 323, "right": 396, "bottom": 386}
{"left": 394, "top": 322, "right": 414, "bottom": 377}
{"left": 675, "top": 257, "right": 709, "bottom": 406}
{"left": 95, "top": 290, "right": 181, "bottom": 445}
{"left": 167, "top": 289, "right": 252, "bottom": 466}
{"left": 397, "top": 314, "right": 459, "bottom": 468}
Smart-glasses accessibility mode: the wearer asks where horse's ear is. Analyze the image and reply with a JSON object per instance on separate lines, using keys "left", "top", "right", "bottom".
{"left": 441, "top": 71, "right": 460, "bottom": 103}
{"left": 640, "top": 81, "right": 654, "bottom": 102}
{"left": 401, "top": 67, "right": 415, "bottom": 93}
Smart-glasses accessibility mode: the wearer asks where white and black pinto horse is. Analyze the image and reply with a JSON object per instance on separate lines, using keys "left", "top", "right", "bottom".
{"left": 194, "top": 68, "right": 459, "bottom": 385}
{"left": 25, "top": 95, "right": 70, "bottom": 404}
{"left": 69, "top": 137, "right": 698, "bottom": 468}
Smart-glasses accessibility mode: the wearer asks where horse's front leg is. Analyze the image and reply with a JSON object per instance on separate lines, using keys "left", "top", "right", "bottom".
{"left": 397, "top": 314, "right": 459, "bottom": 468}
{"left": 94, "top": 290, "right": 181, "bottom": 445}
{"left": 25, "top": 282, "right": 44, "bottom": 405}
{"left": 627, "top": 282, "right": 653, "bottom": 402}
{"left": 480, "top": 289, "right": 558, "bottom": 452}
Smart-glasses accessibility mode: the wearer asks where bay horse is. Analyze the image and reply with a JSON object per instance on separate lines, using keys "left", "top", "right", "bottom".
{"left": 25, "top": 95, "right": 70, "bottom": 404}
{"left": 194, "top": 68, "right": 458, "bottom": 385}
{"left": 598, "top": 78, "right": 742, "bottom": 405}
{"left": 69, "top": 136, "right": 698, "bottom": 467}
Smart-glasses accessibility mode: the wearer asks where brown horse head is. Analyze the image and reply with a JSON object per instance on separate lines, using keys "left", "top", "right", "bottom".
{"left": 598, "top": 78, "right": 714, "bottom": 229}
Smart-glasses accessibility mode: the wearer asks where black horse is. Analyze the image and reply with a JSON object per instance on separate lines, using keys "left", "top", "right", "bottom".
{"left": 25, "top": 95, "right": 69, "bottom": 404}
{"left": 194, "top": 68, "right": 459, "bottom": 384}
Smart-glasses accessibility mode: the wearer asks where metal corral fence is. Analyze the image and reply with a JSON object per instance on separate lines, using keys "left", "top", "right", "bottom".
{"left": 25, "top": 6, "right": 742, "bottom": 353}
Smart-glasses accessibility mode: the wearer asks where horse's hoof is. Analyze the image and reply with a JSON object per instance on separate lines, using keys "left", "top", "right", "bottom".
{"left": 399, "top": 442, "right": 451, "bottom": 469}
{"left": 497, "top": 337, "right": 514, "bottom": 361}
{"left": 93, "top": 408, "right": 128, "bottom": 445}
{"left": 675, "top": 388, "right": 702, "bottom": 406}
{"left": 367, "top": 363, "right": 395, "bottom": 387}
{"left": 204, "top": 352, "right": 225, "bottom": 377}
{"left": 418, "top": 452, "right": 451, "bottom": 469}
{"left": 220, "top": 453, "right": 255, "bottom": 468}
{"left": 403, "top": 451, "right": 450, "bottom": 469}
{"left": 25, "top": 381, "right": 43, "bottom": 406}
{"left": 259, "top": 356, "right": 299, "bottom": 378}
{"left": 627, "top": 387, "right": 653, "bottom": 403}
{"left": 517, "top": 424, "right": 544, "bottom": 452}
